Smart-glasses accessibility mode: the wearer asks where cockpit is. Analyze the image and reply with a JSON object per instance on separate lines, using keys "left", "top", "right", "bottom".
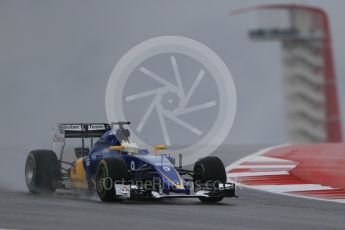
{"left": 91, "top": 128, "right": 139, "bottom": 154}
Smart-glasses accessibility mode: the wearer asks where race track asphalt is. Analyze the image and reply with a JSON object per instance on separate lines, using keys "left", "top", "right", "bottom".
{"left": 0, "top": 145, "right": 344, "bottom": 230}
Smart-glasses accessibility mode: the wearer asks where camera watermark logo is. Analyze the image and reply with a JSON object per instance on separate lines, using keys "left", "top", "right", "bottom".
{"left": 105, "top": 36, "right": 236, "bottom": 165}
{"left": 99, "top": 177, "right": 242, "bottom": 193}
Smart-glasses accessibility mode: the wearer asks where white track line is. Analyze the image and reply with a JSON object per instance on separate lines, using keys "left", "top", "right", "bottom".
{"left": 245, "top": 156, "right": 294, "bottom": 163}
{"left": 248, "top": 184, "right": 335, "bottom": 193}
{"left": 236, "top": 165, "right": 296, "bottom": 169}
{"left": 228, "top": 171, "right": 289, "bottom": 177}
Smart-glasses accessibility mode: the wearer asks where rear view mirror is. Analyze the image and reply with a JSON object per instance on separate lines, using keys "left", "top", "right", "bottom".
{"left": 153, "top": 144, "right": 167, "bottom": 151}
{"left": 109, "top": 145, "right": 125, "bottom": 151}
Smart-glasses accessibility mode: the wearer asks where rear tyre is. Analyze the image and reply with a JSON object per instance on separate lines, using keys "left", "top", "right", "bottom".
{"left": 193, "top": 156, "right": 227, "bottom": 203}
{"left": 25, "top": 150, "right": 59, "bottom": 194}
{"left": 96, "top": 158, "right": 129, "bottom": 202}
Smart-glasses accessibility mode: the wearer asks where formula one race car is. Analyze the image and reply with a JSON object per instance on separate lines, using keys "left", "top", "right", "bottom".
{"left": 25, "top": 122, "right": 235, "bottom": 203}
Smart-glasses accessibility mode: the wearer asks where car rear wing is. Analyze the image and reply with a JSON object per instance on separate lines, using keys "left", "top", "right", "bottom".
{"left": 53, "top": 123, "right": 112, "bottom": 160}
{"left": 56, "top": 123, "right": 112, "bottom": 138}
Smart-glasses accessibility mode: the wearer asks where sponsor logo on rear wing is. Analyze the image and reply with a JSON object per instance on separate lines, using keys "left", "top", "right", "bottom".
{"left": 88, "top": 124, "right": 106, "bottom": 131}
{"left": 61, "top": 124, "right": 82, "bottom": 131}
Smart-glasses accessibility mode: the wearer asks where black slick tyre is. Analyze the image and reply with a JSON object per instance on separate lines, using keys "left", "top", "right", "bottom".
{"left": 25, "top": 150, "right": 59, "bottom": 194}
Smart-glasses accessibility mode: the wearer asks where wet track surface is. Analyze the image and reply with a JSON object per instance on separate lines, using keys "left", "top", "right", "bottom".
{"left": 1, "top": 146, "right": 345, "bottom": 230}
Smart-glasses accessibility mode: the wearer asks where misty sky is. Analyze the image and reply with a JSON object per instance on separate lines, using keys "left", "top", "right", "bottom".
{"left": 0, "top": 0, "right": 344, "bottom": 148}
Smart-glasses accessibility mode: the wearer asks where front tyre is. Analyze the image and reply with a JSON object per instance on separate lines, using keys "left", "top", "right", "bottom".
{"left": 193, "top": 156, "right": 227, "bottom": 203}
{"left": 25, "top": 150, "right": 59, "bottom": 194}
{"left": 96, "top": 158, "right": 129, "bottom": 202}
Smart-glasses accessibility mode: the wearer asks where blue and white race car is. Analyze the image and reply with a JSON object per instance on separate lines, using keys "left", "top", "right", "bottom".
{"left": 25, "top": 122, "right": 235, "bottom": 203}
